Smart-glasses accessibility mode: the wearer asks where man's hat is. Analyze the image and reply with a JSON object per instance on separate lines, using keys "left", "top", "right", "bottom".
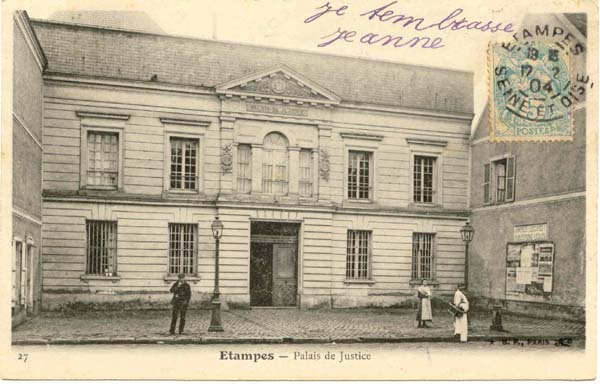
{"left": 178, "top": 273, "right": 185, "bottom": 279}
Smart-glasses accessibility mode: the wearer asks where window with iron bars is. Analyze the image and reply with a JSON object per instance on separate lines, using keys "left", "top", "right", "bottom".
{"left": 412, "top": 233, "right": 435, "bottom": 280}
{"left": 237, "top": 144, "right": 252, "bottom": 194}
{"left": 348, "top": 151, "right": 372, "bottom": 199}
{"left": 413, "top": 156, "right": 435, "bottom": 203}
{"left": 299, "top": 149, "right": 313, "bottom": 197}
{"left": 170, "top": 138, "right": 198, "bottom": 191}
{"left": 168, "top": 223, "right": 197, "bottom": 275}
{"left": 346, "top": 230, "right": 371, "bottom": 280}
{"left": 86, "top": 221, "right": 118, "bottom": 276}
{"left": 87, "top": 131, "right": 118, "bottom": 187}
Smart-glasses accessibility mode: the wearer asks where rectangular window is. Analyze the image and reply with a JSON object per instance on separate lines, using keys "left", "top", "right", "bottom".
{"left": 87, "top": 132, "right": 118, "bottom": 187}
{"left": 86, "top": 221, "right": 117, "bottom": 276}
{"left": 348, "top": 151, "right": 372, "bottom": 199}
{"left": 170, "top": 138, "right": 198, "bottom": 191}
{"left": 413, "top": 156, "right": 435, "bottom": 203}
{"left": 299, "top": 149, "right": 313, "bottom": 197}
{"left": 412, "top": 233, "right": 434, "bottom": 280}
{"left": 237, "top": 144, "right": 252, "bottom": 194}
{"left": 483, "top": 163, "right": 491, "bottom": 204}
{"left": 346, "top": 230, "right": 371, "bottom": 280}
{"left": 492, "top": 156, "right": 515, "bottom": 203}
{"left": 168, "top": 224, "right": 197, "bottom": 275}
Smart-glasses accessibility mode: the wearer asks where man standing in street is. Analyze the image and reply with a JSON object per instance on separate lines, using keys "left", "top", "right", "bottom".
{"left": 169, "top": 273, "right": 191, "bottom": 335}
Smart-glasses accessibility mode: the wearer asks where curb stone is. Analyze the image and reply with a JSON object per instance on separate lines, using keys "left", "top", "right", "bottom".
{"left": 11, "top": 334, "right": 584, "bottom": 346}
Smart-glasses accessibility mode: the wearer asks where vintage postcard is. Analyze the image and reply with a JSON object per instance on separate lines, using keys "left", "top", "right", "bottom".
{"left": 0, "top": 0, "right": 597, "bottom": 380}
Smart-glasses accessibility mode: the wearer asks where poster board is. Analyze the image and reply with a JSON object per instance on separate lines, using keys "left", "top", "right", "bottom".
{"left": 505, "top": 242, "right": 554, "bottom": 300}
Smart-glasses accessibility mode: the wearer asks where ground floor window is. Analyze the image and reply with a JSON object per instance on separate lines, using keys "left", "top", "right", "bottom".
{"left": 346, "top": 230, "right": 371, "bottom": 280}
{"left": 86, "top": 221, "right": 118, "bottom": 276}
{"left": 169, "top": 223, "right": 197, "bottom": 275}
{"left": 412, "top": 233, "right": 435, "bottom": 280}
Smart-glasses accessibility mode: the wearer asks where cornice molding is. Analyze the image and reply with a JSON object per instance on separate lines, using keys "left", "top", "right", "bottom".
{"left": 76, "top": 111, "right": 130, "bottom": 120}
{"left": 159, "top": 117, "right": 211, "bottom": 127}
{"left": 44, "top": 73, "right": 474, "bottom": 122}
{"left": 340, "top": 132, "right": 384, "bottom": 141}
{"left": 406, "top": 138, "right": 448, "bottom": 147}
{"left": 14, "top": 11, "right": 47, "bottom": 71}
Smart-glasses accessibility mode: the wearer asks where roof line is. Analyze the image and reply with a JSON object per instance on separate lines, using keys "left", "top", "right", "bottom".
{"left": 30, "top": 17, "right": 474, "bottom": 76}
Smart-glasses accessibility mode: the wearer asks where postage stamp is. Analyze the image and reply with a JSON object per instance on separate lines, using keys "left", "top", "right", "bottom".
{"left": 489, "top": 40, "right": 574, "bottom": 142}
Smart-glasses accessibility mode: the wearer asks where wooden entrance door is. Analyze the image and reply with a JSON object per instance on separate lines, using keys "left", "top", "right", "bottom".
{"left": 272, "top": 244, "right": 297, "bottom": 306}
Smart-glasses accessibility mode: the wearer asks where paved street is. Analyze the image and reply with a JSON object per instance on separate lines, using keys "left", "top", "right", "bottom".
{"left": 12, "top": 308, "right": 585, "bottom": 345}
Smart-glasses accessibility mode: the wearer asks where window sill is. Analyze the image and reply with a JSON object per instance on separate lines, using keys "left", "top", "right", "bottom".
{"left": 344, "top": 279, "right": 375, "bottom": 285}
{"left": 80, "top": 274, "right": 120, "bottom": 282}
{"left": 163, "top": 275, "right": 201, "bottom": 283}
{"left": 409, "top": 279, "right": 440, "bottom": 287}
{"left": 345, "top": 199, "right": 374, "bottom": 204}
{"left": 484, "top": 200, "right": 513, "bottom": 206}
{"left": 166, "top": 190, "right": 201, "bottom": 195}
{"left": 79, "top": 187, "right": 119, "bottom": 194}
{"left": 411, "top": 202, "right": 440, "bottom": 208}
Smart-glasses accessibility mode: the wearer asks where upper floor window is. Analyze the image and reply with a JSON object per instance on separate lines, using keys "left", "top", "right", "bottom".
{"left": 86, "top": 220, "right": 118, "bottom": 276}
{"left": 412, "top": 233, "right": 435, "bottom": 280}
{"left": 262, "top": 132, "right": 289, "bottom": 195}
{"left": 484, "top": 156, "right": 515, "bottom": 204}
{"left": 237, "top": 144, "right": 252, "bottom": 194}
{"left": 346, "top": 230, "right": 371, "bottom": 280}
{"left": 413, "top": 156, "right": 435, "bottom": 203}
{"left": 170, "top": 138, "right": 198, "bottom": 191}
{"left": 348, "top": 151, "right": 372, "bottom": 200}
{"left": 87, "top": 132, "right": 119, "bottom": 188}
{"left": 299, "top": 149, "right": 313, "bottom": 197}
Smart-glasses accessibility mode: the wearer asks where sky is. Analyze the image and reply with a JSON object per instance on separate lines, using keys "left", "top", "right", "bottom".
{"left": 7, "top": 0, "right": 598, "bottom": 130}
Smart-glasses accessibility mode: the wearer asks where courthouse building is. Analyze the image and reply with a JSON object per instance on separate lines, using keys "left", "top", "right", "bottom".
{"left": 469, "top": 14, "right": 587, "bottom": 319}
{"left": 21, "top": 12, "right": 474, "bottom": 309}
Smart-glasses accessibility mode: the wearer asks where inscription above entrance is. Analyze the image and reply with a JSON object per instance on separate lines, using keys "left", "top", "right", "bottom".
{"left": 246, "top": 102, "right": 309, "bottom": 117}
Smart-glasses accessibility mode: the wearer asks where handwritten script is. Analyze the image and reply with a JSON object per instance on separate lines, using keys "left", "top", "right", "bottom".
{"left": 305, "top": 1, "right": 515, "bottom": 49}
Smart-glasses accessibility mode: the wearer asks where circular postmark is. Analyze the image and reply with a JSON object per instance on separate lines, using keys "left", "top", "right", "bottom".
{"left": 490, "top": 40, "right": 573, "bottom": 140}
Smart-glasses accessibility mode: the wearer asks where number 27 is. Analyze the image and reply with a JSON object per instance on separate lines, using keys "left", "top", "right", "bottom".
{"left": 17, "top": 353, "right": 28, "bottom": 363}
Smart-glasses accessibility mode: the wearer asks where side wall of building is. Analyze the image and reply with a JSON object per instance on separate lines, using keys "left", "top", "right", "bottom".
{"left": 12, "top": 14, "right": 44, "bottom": 325}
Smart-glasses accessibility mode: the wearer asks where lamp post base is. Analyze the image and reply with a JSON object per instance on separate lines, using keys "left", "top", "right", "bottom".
{"left": 208, "top": 295, "right": 224, "bottom": 332}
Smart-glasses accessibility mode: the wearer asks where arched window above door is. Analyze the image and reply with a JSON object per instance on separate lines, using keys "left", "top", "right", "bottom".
{"left": 262, "top": 132, "right": 289, "bottom": 195}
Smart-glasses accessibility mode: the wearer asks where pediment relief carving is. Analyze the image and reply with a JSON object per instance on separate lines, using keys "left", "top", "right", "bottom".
{"left": 216, "top": 65, "right": 341, "bottom": 106}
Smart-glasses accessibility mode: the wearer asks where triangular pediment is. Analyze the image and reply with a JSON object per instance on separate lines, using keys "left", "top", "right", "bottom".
{"left": 216, "top": 64, "right": 341, "bottom": 106}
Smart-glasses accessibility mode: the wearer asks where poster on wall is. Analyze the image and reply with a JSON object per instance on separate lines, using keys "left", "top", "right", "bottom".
{"left": 505, "top": 242, "right": 554, "bottom": 299}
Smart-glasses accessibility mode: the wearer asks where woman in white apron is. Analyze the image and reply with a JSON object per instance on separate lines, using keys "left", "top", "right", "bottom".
{"left": 416, "top": 279, "right": 433, "bottom": 328}
{"left": 453, "top": 284, "right": 470, "bottom": 342}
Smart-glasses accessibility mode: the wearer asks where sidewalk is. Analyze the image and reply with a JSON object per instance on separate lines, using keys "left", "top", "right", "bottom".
{"left": 12, "top": 308, "right": 585, "bottom": 345}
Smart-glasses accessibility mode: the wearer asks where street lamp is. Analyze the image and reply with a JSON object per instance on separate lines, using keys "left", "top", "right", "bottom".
{"left": 459, "top": 221, "right": 474, "bottom": 290}
{"left": 208, "top": 216, "right": 224, "bottom": 332}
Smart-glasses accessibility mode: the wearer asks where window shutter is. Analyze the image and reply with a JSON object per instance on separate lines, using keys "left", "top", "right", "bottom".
{"left": 483, "top": 163, "right": 491, "bottom": 204}
{"left": 20, "top": 246, "right": 26, "bottom": 305}
{"left": 506, "top": 156, "right": 516, "bottom": 202}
